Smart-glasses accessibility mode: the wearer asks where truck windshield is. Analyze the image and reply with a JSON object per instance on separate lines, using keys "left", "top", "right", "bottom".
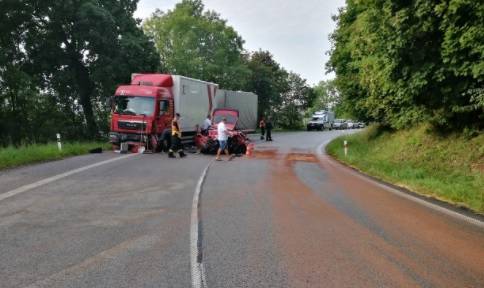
{"left": 114, "top": 96, "right": 155, "bottom": 116}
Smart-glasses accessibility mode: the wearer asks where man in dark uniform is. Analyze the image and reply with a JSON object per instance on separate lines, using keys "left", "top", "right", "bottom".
{"left": 169, "top": 113, "right": 186, "bottom": 158}
{"left": 259, "top": 117, "right": 266, "bottom": 140}
{"left": 265, "top": 117, "right": 273, "bottom": 141}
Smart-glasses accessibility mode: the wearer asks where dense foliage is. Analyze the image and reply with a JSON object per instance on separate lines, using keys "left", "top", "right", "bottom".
{"left": 0, "top": 0, "right": 160, "bottom": 146}
{"left": 327, "top": 0, "right": 483, "bottom": 131}
{"left": 143, "top": 0, "right": 315, "bottom": 129}
{"left": 143, "top": 0, "right": 250, "bottom": 90}
{"left": 307, "top": 80, "right": 339, "bottom": 117}
{"left": 1, "top": 0, "right": 317, "bottom": 147}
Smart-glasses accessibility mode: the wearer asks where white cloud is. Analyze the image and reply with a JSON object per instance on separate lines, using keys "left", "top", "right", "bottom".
{"left": 135, "top": 0, "right": 346, "bottom": 85}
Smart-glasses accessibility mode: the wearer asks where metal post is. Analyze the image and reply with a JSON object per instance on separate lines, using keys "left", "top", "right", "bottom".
{"left": 344, "top": 140, "right": 348, "bottom": 157}
{"left": 56, "top": 133, "right": 62, "bottom": 151}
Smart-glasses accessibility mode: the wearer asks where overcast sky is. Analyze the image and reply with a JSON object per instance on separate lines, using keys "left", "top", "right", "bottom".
{"left": 135, "top": 0, "right": 346, "bottom": 86}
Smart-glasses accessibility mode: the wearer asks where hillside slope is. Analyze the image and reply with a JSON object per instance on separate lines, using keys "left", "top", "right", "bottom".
{"left": 326, "top": 126, "right": 484, "bottom": 213}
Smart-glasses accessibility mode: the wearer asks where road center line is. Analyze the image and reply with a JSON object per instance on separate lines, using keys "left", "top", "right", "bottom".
{"left": 0, "top": 154, "right": 137, "bottom": 203}
{"left": 315, "top": 141, "right": 484, "bottom": 229}
{"left": 191, "top": 161, "right": 212, "bottom": 288}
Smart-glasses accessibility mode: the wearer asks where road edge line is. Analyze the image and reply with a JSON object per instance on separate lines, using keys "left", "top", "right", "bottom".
{"left": 191, "top": 161, "right": 212, "bottom": 288}
{"left": 315, "top": 141, "right": 484, "bottom": 229}
{"left": 0, "top": 153, "right": 137, "bottom": 203}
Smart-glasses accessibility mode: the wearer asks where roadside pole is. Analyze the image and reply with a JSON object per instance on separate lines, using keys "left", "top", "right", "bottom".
{"left": 344, "top": 140, "right": 348, "bottom": 157}
{"left": 56, "top": 133, "right": 62, "bottom": 151}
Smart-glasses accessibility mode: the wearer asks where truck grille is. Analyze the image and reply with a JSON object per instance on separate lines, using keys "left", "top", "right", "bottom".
{"left": 118, "top": 121, "right": 146, "bottom": 131}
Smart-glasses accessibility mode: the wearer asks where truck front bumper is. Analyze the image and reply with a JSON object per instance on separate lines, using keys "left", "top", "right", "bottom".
{"left": 109, "top": 132, "right": 147, "bottom": 144}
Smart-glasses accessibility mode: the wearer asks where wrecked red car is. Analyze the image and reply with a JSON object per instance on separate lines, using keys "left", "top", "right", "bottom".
{"left": 194, "top": 108, "right": 250, "bottom": 155}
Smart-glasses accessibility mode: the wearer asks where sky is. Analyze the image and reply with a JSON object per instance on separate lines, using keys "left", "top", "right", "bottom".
{"left": 135, "top": 0, "right": 346, "bottom": 86}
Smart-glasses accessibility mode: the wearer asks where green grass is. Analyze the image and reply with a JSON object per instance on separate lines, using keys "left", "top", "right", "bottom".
{"left": 326, "top": 125, "right": 484, "bottom": 213}
{"left": 0, "top": 142, "right": 110, "bottom": 170}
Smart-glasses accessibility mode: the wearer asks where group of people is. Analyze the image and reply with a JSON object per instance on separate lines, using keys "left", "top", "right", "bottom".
{"left": 259, "top": 116, "right": 273, "bottom": 141}
{"left": 168, "top": 113, "right": 233, "bottom": 161}
{"left": 168, "top": 114, "right": 274, "bottom": 160}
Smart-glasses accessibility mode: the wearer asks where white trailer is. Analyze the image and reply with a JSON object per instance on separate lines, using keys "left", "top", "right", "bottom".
{"left": 215, "top": 90, "right": 258, "bottom": 132}
{"left": 171, "top": 76, "right": 218, "bottom": 133}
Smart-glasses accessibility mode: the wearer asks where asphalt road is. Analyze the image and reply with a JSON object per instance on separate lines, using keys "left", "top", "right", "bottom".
{"left": 0, "top": 131, "right": 483, "bottom": 288}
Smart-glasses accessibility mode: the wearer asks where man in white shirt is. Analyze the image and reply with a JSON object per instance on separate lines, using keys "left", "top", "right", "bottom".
{"left": 216, "top": 117, "right": 233, "bottom": 161}
{"left": 202, "top": 115, "right": 212, "bottom": 135}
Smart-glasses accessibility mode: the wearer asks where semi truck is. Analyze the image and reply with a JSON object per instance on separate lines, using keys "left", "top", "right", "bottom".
{"left": 108, "top": 74, "right": 257, "bottom": 152}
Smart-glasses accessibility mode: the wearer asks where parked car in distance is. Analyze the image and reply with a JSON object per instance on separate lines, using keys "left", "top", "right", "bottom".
{"left": 346, "top": 120, "right": 356, "bottom": 129}
{"left": 332, "top": 119, "right": 347, "bottom": 130}
{"left": 357, "top": 122, "right": 366, "bottom": 128}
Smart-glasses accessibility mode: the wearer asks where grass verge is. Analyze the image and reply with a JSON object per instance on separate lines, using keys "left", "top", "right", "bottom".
{"left": 0, "top": 142, "right": 110, "bottom": 170}
{"left": 326, "top": 125, "right": 484, "bottom": 214}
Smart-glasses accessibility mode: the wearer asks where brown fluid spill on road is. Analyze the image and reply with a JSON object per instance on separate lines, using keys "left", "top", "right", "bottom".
{"left": 286, "top": 153, "right": 318, "bottom": 163}
{"left": 265, "top": 151, "right": 484, "bottom": 287}
{"left": 248, "top": 149, "right": 280, "bottom": 160}
{"left": 320, "top": 156, "right": 484, "bottom": 286}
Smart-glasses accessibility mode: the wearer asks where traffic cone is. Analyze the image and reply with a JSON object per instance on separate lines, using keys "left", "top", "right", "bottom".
{"left": 246, "top": 143, "right": 255, "bottom": 156}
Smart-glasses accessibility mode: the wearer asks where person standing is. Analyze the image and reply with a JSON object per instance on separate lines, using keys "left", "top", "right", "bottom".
{"left": 168, "top": 113, "right": 186, "bottom": 158}
{"left": 265, "top": 117, "right": 273, "bottom": 141}
{"left": 202, "top": 114, "right": 212, "bottom": 135}
{"left": 215, "top": 117, "right": 234, "bottom": 161}
{"left": 259, "top": 117, "right": 266, "bottom": 140}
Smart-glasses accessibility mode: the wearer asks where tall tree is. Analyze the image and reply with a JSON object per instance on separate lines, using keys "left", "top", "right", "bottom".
{"left": 277, "top": 72, "right": 315, "bottom": 128}
{"left": 327, "top": 0, "right": 484, "bottom": 130}
{"left": 24, "top": 0, "right": 160, "bottom": 137}
{"left": 246, "top": 50, "right": 289, "bottom": 118}
{"left": 143, "top": 0, "right": 250, "bottom": 90}
{"left": 311, "top": 80, "right": 339, "bottom": 112}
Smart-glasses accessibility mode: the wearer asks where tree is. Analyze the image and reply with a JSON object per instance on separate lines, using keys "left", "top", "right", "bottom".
{"left": 0, "top": 0, "right": 160, "bottom": 143}
{"left": 327, "top": 0, "right": 484, "bottom": 131}
{"left": 143, "top": 0, "right": 250, "bottom": 90}
{"left": 278, "top": 72, "right": 314, "bottom": 128}
{"left": 310, "top": 80, "right": 339, "bottom": 114}
{"left": 30, "top": 0, "right": 160, "bottom": 136}
{"left": 246, "top": 50, "right": 289, "bottom": 118}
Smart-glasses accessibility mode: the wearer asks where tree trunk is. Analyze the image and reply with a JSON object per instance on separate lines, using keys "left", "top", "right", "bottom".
{"left": 71, "top": 57, "right": 98, "bottom": 138}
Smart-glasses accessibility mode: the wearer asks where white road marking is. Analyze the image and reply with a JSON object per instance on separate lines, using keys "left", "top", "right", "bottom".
{"left": 0, "top": 154, "right": 137, "bottom": 203}
{"left": 191, "top": 161, "right": 212, "bottom": 288}
{"left": 315, "top": 141, "right": 484, "bottom": 229}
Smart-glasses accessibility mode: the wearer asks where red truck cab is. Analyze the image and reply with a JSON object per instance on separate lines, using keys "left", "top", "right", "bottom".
{"left": 109, "top": 74, "right": 174, "bottom": 151}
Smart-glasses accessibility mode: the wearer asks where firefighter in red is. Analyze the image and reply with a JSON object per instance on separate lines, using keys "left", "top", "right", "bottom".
{"left": 169, "top": 113, "right": 186, "bottom": 158}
